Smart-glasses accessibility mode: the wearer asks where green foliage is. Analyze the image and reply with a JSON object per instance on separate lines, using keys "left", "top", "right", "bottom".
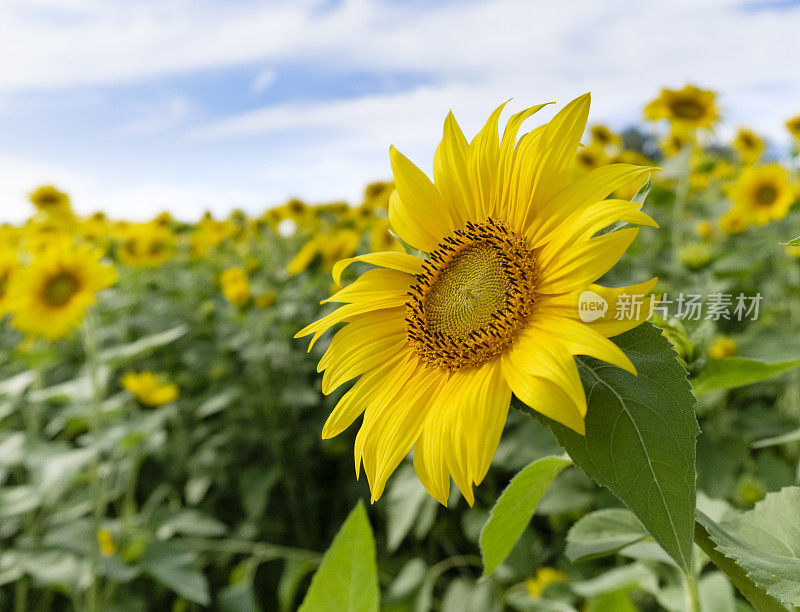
{"left": 565, "top": 509, "right": 648, "bottom": 563}
{"left": 517, "top": 322, "right": 699, "bottom": 575}
{"left": 692, "top": 356, "right": 800, "bottom": 396}
{"left": 479, "top": 456, "right": 571, "bottom": 576}
{"left": 298, "top": 501, "right": 379, "bottom": 612}
{"left": 697, "top": 487, "right": 800, "bottom": 607}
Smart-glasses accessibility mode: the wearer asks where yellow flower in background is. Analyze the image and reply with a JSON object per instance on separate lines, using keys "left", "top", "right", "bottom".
{"left": 220, "top": 267, "right": 250, "bottom": 306}
{"left": 369, "top": 220, "right": 403, "bottom": 253}
{"left": 574, "top": 143, "right": 609, "bottom": 173}
{"left": 719, "top": 208, "right": 749, "bottom": 235}
{"left": 190, "top": 218, "right": 235, "bottom": 258}
{"left": 296, "top": 95, "right": 658, "bottom": 505}
{"left": 644, "top": 84, "right": 719, "bottom": 130}
{"left": 710, "top": 336, "right": 737, "bottom": 359}
{"left": 97, "top": 529, "right": 116, "bottom": 557}
{"left": 29, "top": 185, "right": 73, "bottom": 218}
{"left": 122, "top": 371, "right": 179, "bottom": 407}
{"left": 785, "top": 115, "right": 800, "bottom": 144}
{"left": 0, "top": 250, "right": 19, "bottom": 315}
{"left": 117, "top": 223, "right": 176, "bottom": 267}
{"left": 288, "top": 236, "right": 323, "bottom": 276}
{"left": 6, "top": 242, "right": 116, "bottom": 341}
{"left": 254, "top": 291, "right": 276, "bottom": 308}
{"left": 589, "top": 124, "right": 620, "bottom": 148}
{"left": 694, "top": 220, "right": 713, "bottom": 240}
{"left": 659, "top": 129, "right": 694, "bottom": 157}
{"left": 731, "top": 127, "right": 765, "bottom": 165}
{"left": 525, "top": 567, "right": 566, "bottom": 598}
{"left": 786, "top": 245, "right": 800, "bottom": 258}
{"left": 728, "top": 164, "right": 795, "bottom": 225}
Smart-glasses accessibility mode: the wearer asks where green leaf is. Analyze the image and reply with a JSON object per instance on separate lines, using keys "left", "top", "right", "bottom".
{"left": 698, "top": 572, "right": 736, "bottom": 612}
{"left": 570, "top": 563, "right": 658, "bottom": 599}
{"left": 697, "top": 487, "right": 800, "bottom": 606}
{"left": 780, "top": 235, "right": 800, "bottom": 247}
{"left": 479, "top": 456, "right": 571, "bottom": 576}
{"left": 752, "top": 427, "right": 800, "bottom": 449}
{"left": 386, "top": 463, "right": 431, "bottom": 552}
{"left": 693, "top": 356, "right": 800, "bottom": 397}
{"left": 566, "top": 508, "right": 649, "bottom": 562}
{"left": 518, "top": 322, "right": 699, "bottom": 575}
{"left": 299, "top": 500, "right": 379, "bottom": 612}
{"left": 99, "top": 325, "right": 188, "bottom": 365}
{"left": 140, "top": 541, "right": 210, "bottom": 606}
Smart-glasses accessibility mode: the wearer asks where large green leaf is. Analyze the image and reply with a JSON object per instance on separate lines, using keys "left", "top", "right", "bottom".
{"left": 566, "top": 508, "right": 649, "bottom": 562}
{"left": 696, "top": 487, "right": 800, "bottom": 606}
{"left": 780, "top": 235, "right": 800, "bottom": 247}
{"left": 479, "top": 455, "right": 571, "bottom": 576}
{"left": 299, "top": 500, "right": 379, "bottom": 612}
{"left": 517, "top": 322, "right": 699, "bottom": 574}
{"left": 692, "top": 356, "right": 800, "bottom": 397}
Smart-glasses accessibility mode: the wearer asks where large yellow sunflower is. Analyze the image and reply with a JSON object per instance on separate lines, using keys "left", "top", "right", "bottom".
{"left": 644, "top": 85, "right": 719, "bottom": 131}
{"left": 7, "top": 242, "right": 117, "bottom": 340}
{"left": 296, "top": 94, "right": 658, "bottom": 505}
{"left": 728, "top": 163, "right": 795, "bottom": 225}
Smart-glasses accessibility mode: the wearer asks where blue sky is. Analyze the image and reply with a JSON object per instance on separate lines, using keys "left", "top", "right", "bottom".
{"left": 1, "top": 0, "right": 799, "bottom": 222}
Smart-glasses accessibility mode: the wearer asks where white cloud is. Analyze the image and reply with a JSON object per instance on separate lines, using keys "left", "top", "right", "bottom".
{"left": 117, "top": 95, "right": 193, "bottom": 136}
{"left": 251, "top": 68, "right": 277, "bottom": 96}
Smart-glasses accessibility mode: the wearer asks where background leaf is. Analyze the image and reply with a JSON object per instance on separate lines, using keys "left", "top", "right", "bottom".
{"left": 517, "top": 322, "right": 699, "bottom": 574}
{"left": 299, "top": 500, "right": 379, "bottom": 612}
{"left": 479, "top": 455, "right": 571, "bottom": 576}
{"left": 566, "top": 508, "right": 649, "bottom": 562}
{"left": 692, "top": 356, "right": 800, "bottom": 397}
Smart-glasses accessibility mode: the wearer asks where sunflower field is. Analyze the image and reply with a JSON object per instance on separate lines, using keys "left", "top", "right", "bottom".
{"left": 2, "top": 86, "right": 800, "bottom": 612}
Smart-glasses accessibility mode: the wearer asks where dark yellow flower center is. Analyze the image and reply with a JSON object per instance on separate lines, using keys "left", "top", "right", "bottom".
{"left": 670, "top": 98, "right": 704, "bottom": 120}
{"left": 406, "top": 218, "right": 536, "bottom": 370}
{"left": 754, "top": 184, "right": 778, "bottom": 206}
{"left": 43, "top": 272, "right": 79, "bottom": 307}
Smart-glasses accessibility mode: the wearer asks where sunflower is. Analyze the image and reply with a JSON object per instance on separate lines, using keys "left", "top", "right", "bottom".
{"left": 0, "top": 250, "right": 19, "bottom": 315}
{"left": 718, "top": 208, "right": 748, "bottom": 235}
{"left": 117, "top": 223, "right": 176, "bottom": 267}
{"left": 731, "top": 127, "right": 764, "bottom": 165}
{"left": 786, "top": 115, "right": 800, "bottom": 143}
{"left": 728, "top": 164, "right": 795, "bottom": 225}
{"left": 369, "top": 220, "right": 404, "bottom": 253}
{"left": 296, "top": 94, "right": 658, "bottom": 505}
{"left": 29, "top": 185, "right": 73, "bottom": 218}
{"left": 574, "top": 143, "right": 609, "bottom": 173}
{"left": 659, "top": 129, "right": 694, "bottom": 157}
{"left": 6, "top": 242, "right": 116, "bottom": 340}
{"left": 220, "top": 267, "right": 250, "bottom": 306}
{"left": 644, "top": 85, "right": 719, "bottom": 130}
{"left": 121, "top": 371, "right": 179, "bottom": 407}
{"left": 589, "top": 124, "right": 620, "bottom": 148}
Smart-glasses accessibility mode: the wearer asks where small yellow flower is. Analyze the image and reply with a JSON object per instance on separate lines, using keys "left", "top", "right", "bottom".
{"left": 659, "top": 129, "right": 694, "bottom": 157}
{"left": 254, "top": 291, "right": 276, "bottom": 308}
{"left": 287, "top": 237, "right": 323, "bottom": 276}
{"left": 97, "top": 529, "right": 116, "bottom": 557}
{"left": 525, "top": 567, "right": 566, "bottom": 598}
{"left": 369, "top": 220, "right": 403, "bottom": 253}
{"left": 6, "top": 241, "right": 116, "bottom": 341}
{"left": 710, "top": 336, "right": 737, "bottom": 359}
{"left": 0, "top": 250, "right": 19, "bottom": 315}
{"left": 718, "top": 208, "right": 749, "bottom": 235}
{"left": 121, "top": 371, "right": 179, "bottom": 407}
{"left": 117, "top": 223, "right": 176, "bottom": 267}
{"left": 728, "top": 164, "right": 795, "bottom": 225}
{"left": 220, "top": 267, "right": 250, "bottom": 306}
{"left": 29, "top": 185, "right": 73, "bottom": 218}
{"left": 574, "top": 143, "right": 609, "bottom": 173}
{"left": 785, "top": 245, "right": 800, "bottom": 258}
{"left": 644, "top": 84, "right": 719, "bottom": 130}
{"left": 785, "top": 115, "right": 800, "bottom": 143}
{"left": 731, "top": 128, "right": 765, "bottom": 165}
{"left": 589, "top": 124, "right": 621, "bottom": 148}
{"left": 694, "top": 221, "right": 713, "bottom": 240}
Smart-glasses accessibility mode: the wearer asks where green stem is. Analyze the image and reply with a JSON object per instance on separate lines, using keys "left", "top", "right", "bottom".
{"left": 82, "top": 313, "right": 104, "bottom": 612}
{"left": 693, "top": 521, "right": 785, "bottom": 611}
{"left": 684, "top": 570, "right": 699, "bottom": 612}
{"left": 671, "top": 146, "right": 692, "bottom": 258}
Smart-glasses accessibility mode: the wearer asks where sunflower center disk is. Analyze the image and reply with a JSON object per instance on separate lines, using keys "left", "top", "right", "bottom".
{"left": 755, "top": 185, "right": 778, "bottom": 206}
{"left": 406, "top": 218, "right": 537, "bottom": 370}
{"left": 671, "top": 99, "right": 703, "bottom": 120}
{"left": 44, "top": 272, "right": 79, "bottom": 307}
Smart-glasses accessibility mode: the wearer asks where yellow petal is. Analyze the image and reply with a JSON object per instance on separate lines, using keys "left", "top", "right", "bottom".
{"left": 526, "top": 164, "right": 657, "bottom": 248}
{"left": 295, "top": 297, "right": 405, "bottom": 349}
{"left": 468, "top": 101, "right": 507, "bottom": 220}
{"left": 537, "top": 228, "right": 639, "bottom": 295}
{"left": 389, "top": 147, "right": 457, "bottom": 251}
{"left": 332, "top": 251, "right": 424, "bottom": 286}
{"left": 434, "top": 112, "right": 473, "bottom": 225}
{"left": 322, "top": 268, "right": 412, "bottom": 304}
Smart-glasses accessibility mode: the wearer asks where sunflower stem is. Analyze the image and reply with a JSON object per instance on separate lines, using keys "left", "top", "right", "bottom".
{"left": 671, "top": 144, "right": 692, "bottom": 258}
{"left": 82, "top": 312, "right": 104, "bottom": 612}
